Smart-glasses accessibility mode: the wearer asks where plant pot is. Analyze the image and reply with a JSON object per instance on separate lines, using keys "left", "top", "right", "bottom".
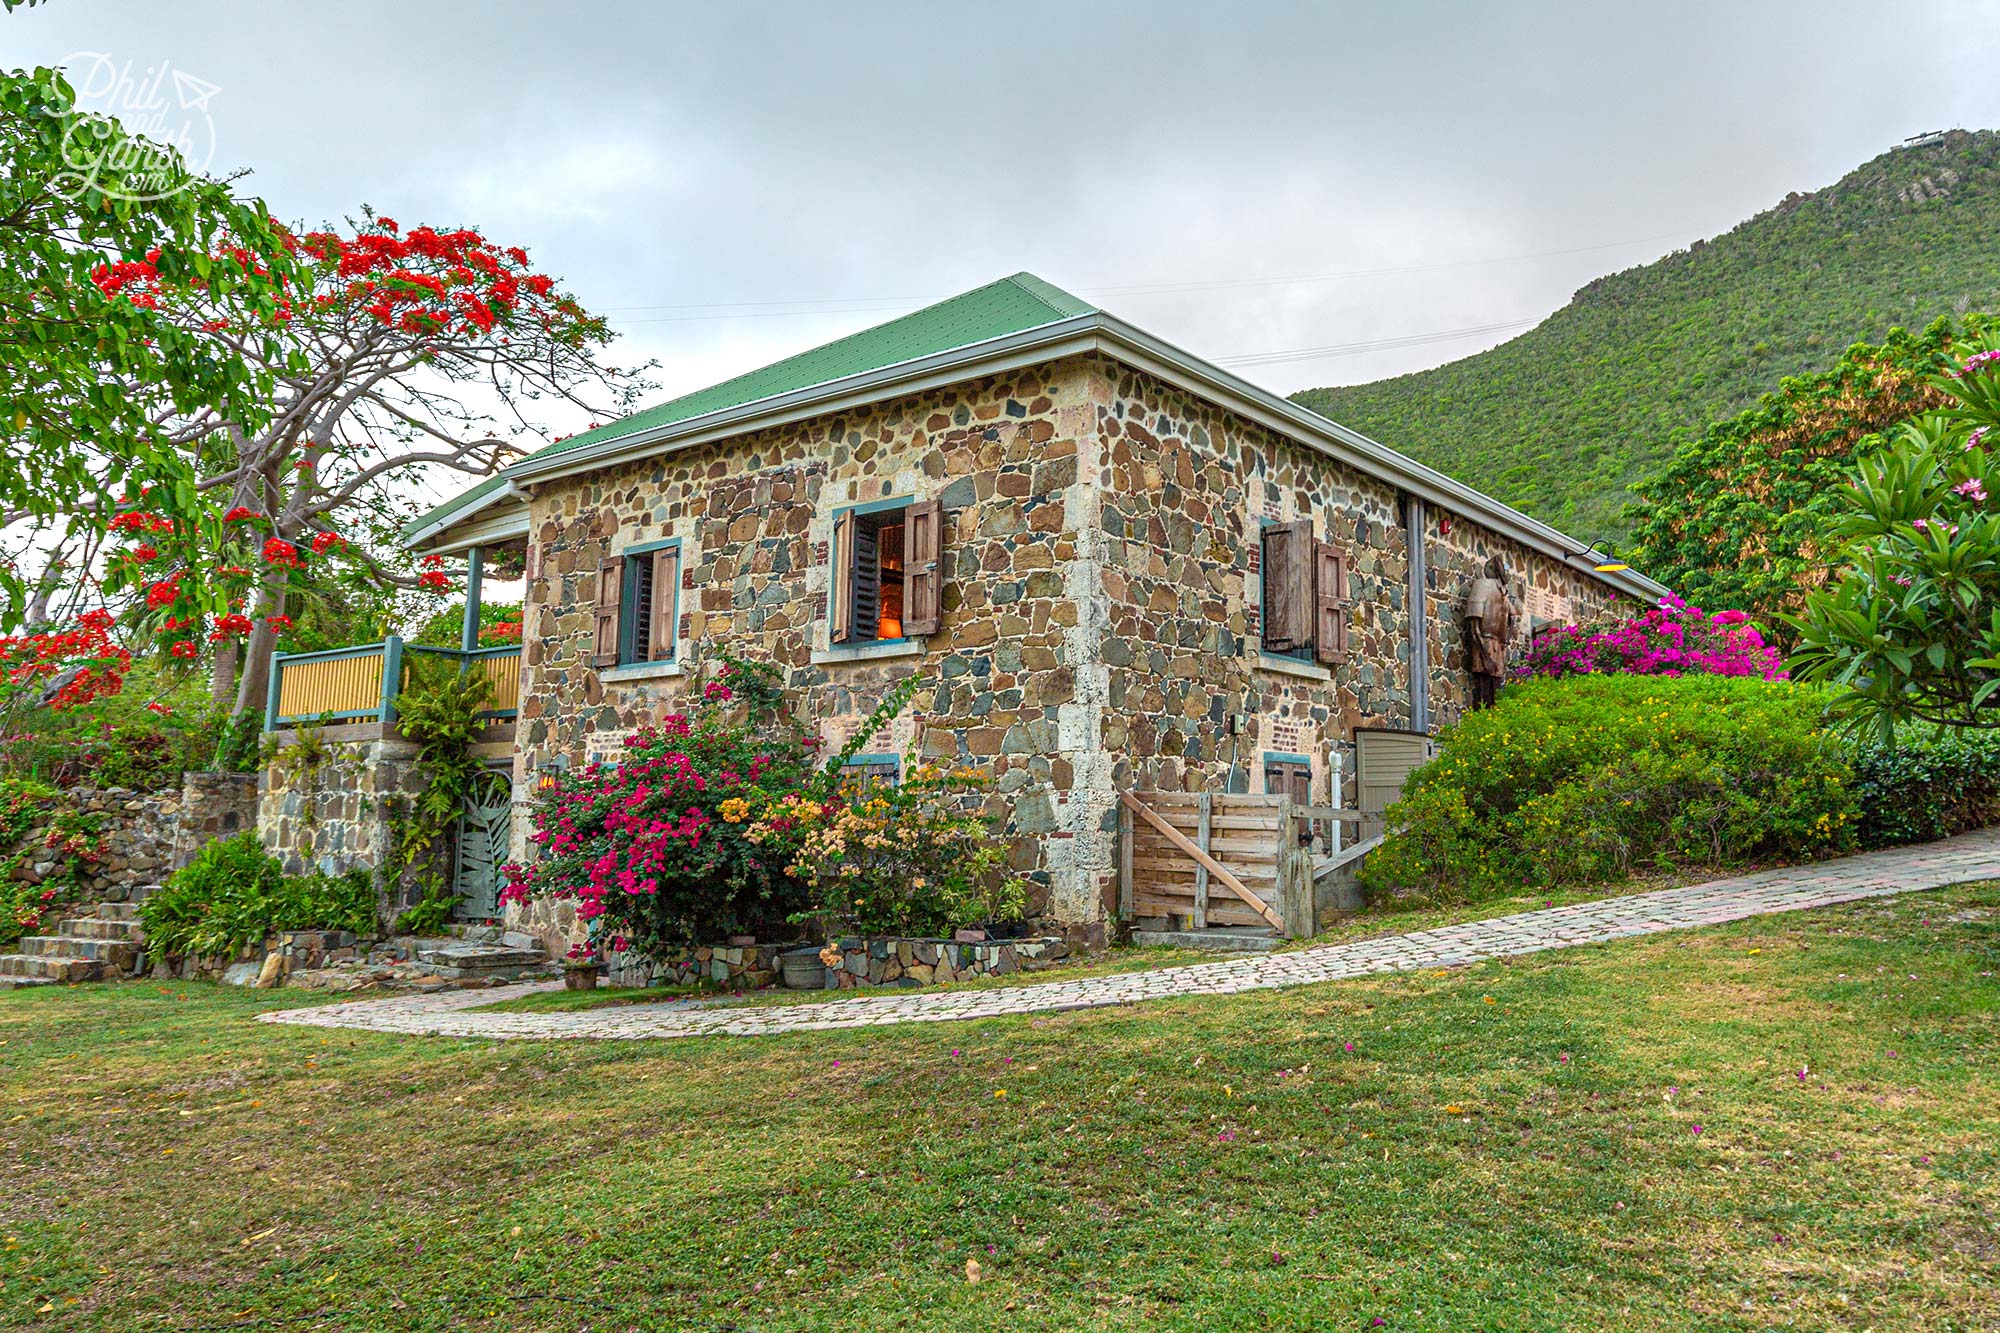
{"left": 779, "top": 947, "right": 829, "bottom": 990}
{"left": 563, "top": 965, "right": 601, "bottom": 991}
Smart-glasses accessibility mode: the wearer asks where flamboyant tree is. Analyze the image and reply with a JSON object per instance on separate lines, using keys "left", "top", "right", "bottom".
{"left": 70, "top": 213, "right": 649, "bottom": 724}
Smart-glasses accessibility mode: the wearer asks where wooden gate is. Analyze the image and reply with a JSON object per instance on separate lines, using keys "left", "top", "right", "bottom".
{"left": 1117, "top": 791, "right": 1313, "bottom": 936}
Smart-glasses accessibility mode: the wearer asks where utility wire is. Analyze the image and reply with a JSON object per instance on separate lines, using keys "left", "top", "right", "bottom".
{"left": 596, "top": 230, "right": 1685, "bottom": 322}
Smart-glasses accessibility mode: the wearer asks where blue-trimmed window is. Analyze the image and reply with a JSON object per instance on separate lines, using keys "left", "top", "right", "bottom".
{"left": 830, "top": 496, "right": 942, "bottom": 645}
{"left": 1263, "top": 751, "right": 1312, "bottom": 804}
{"left": 592, "top": 539, "right": 680, "bottom": 668}
{"left": 840, "top": 752, "right": 901, "bottom": 789}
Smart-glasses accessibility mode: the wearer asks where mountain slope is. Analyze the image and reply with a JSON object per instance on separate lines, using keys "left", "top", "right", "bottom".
{"left": 1292, "top": 130, "right": 2000, "bottom": 544}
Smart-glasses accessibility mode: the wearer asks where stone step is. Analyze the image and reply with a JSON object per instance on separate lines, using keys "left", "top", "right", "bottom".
{"left": 1129, "top": 927, "right": 1285, "bottom": 953}
{"left": 0, "top": 953, "right": 102, "bottom": 982}
{"left": 413, "top": 942, "right": 553, "bottom": 982}
{"left": 0, "top": 975, "right": 57, "bottom": 990}
{"left": 58, "top": 917, "right": 144, "bottom": 941}
{"left": 91, "top": 902, "right": 144, "bottom": 922}
{"left": 16, "top": 936, "right": 139, "bottom": 968}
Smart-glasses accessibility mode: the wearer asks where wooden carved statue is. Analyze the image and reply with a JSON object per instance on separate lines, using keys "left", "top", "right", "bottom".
{"left": 1462, "top": 555, "right": 1519, "bottom": 710}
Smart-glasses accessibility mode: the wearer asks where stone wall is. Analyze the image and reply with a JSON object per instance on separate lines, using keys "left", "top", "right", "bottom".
{"left": 9, "top": 774, "right": 258, "bottom": 905}
{"left": 1097, "top": 359, "right": 1627, "bottom": 828}
{"left": 814, "top": 934, "right": 1072, "bottom": 988}
{"left": 257, "top": 730, "right": 433, "bottom": 917}
{"left": 604, "top": 942, "right": 782, "bottom": 990}
{"left": 506, "top": 350, "right": 1639, "bottom": 940}
{"left": 513, "top": 357, "right": 1111, "bottom": 935}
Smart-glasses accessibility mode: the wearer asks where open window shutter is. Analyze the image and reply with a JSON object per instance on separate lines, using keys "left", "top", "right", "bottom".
{"left": 591, "top": 558, "right": 622, "bottom": 667}
{"left": 830, "top": 511, "right": 855, "bottom": 644}
{"left": 1315, "top": 541, "right": 1349, "bottom": 665}
{"left": 903, "top": 499, "right": 943, "bottom": 637}
{"left": 1261, "top": 520, "right": 1313, "bottom": 651}
{"left": 649, "top": 547, "right": 680, "bottom": 662}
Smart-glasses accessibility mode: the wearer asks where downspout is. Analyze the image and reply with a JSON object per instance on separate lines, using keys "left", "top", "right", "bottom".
{"left": 1404, "top": 494, "right": 1430, "bottom": 733}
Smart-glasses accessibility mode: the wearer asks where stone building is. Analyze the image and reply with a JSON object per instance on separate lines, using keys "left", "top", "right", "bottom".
{"left": 397, "top": 273, "right": 1663, "bottom": 940}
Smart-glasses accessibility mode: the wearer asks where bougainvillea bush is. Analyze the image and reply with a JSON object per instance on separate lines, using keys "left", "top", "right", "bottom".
{"left": 500, "top": 660, "right": 813, "bottom": 955}
{"left": 1519, "top": 595, "right": 1785, "bottom": 681}
{"left": 501, "top": 658, "right": 1030, "bottom": 956}
{"left": 1361, "top": 675, "right": 1858, "bottom": 903}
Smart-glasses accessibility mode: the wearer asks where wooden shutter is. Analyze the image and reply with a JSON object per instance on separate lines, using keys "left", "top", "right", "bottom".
{"left": 648, "top": 546, "right": 680, "bottom": 662}
{"left": 1314, "top": 540, "right": 1349, "bottom": 665}
{"left": 1260, "top": 520, "right": 1313, "bottom": 652}
{"left": 851, "top": 519, "right": 882, "bottom": 640}
{"left": 591, "top": 557, "right": 622, "bottom": 667}
{"left": 903, "top": 499, "right": 943, "bottom": 637}
{"left": 830, "top": 510, "right": 854, "bottom": 645}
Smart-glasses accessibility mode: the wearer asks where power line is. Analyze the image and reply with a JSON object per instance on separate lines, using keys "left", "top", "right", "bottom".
{"left": 596, "top": 230, "right": 1686, "bottom": 323}
{"left": 1214, "top": 318, "right": 1537, "bottom": 370}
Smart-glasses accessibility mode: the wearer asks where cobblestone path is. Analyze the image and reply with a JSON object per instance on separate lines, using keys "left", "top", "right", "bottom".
{"left": 257, "top": 829, "right": 2000, "bottom": 1042}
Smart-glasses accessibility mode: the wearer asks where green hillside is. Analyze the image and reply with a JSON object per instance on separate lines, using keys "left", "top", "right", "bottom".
{"left": 1292, "top": 129, "right": 2000, "bottom": 544}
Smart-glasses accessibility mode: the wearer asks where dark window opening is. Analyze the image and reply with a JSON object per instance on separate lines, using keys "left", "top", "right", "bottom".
{"left": 849, "top": 510, "right": 906, "bottom": 642}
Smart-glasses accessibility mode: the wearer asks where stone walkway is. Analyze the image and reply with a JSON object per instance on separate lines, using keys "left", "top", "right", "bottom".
{"left": 257, "top": 829, "right": 2000, "bottom": 1043}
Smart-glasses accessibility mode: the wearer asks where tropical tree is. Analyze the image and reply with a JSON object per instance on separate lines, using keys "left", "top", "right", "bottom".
{"left": 0, "top": 63, "right": 292, "bottom": 622}
{"left": 69, "top": 213, "right": 649, "bottom": 725}
{"left": 1625, "top": 317, "right": 1978, "bottom": 636}
{"left": 1789, "top": 340, "right": 2000, "bottom": 735}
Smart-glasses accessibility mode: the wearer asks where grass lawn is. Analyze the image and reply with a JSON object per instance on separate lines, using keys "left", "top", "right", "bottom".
{"left": 2, "top": 883, "right": 1996, "bottom": 1332}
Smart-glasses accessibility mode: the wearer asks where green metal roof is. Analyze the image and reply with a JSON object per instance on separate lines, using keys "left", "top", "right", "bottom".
{"left": 403, "top": 272, "right": 1095, "bottom": 543}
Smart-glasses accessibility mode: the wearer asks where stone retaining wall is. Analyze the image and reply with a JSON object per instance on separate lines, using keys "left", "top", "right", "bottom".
{"left": 9, "top": 773, "right": 259, "bottom": 905}
{"left": 816, "top": 934, "right": 1071, "bottom": 988}
{"left": 604, "top": 942, "right": 784, "bottom": 990}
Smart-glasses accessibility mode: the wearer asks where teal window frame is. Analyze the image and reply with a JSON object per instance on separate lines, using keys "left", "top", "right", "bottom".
{"left": 618, "top": 537, "right": 682, "bottom": 667}
{"left": 841, "top": 752, "right": 902, "bottom": 787}
{"left": 833, "top": 495, "right": 914, "bottom": 646}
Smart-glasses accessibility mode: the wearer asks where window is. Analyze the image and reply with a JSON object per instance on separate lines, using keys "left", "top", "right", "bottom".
{"left": 840, "top": 753, "right": 901, "bottom": 789}
{"left": 1263, "top": 753, "right": 1312, "bottom": 805}
{"left": 831, "top": 497, "right": 943, "bottom": 644}
{"left": 592, "top": 541, "right": 681, "bottom": 668}
{"left": 1260, "top": 519, "right": 1349, "bottom": 665}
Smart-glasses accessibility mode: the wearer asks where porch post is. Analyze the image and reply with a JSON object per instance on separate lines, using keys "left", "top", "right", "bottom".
{"left": 460, "top": 545, "right": 484, "bottom": 652}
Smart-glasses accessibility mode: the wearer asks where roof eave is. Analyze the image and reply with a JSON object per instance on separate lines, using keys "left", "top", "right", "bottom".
{"left": 402, "top": 478, "right": 527, "bottom": 552}
{"left": 414, "top": 310, "right": 1666, "bottom": 602}
{"left": 1086, "top": 316, "right": 1670, "bottom": 602}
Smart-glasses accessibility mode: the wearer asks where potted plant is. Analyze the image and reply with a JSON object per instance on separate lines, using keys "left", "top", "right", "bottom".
{"left": 562, "top": 940, "right": 602, "bottom": 990}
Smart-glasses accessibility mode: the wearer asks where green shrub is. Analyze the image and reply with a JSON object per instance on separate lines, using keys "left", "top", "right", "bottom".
{"left": 1361, "top": 676, "right": 1860, "bottom": 903}
{"left": 141, "top": 833, "right": 379, "bottom": 956}
{"left": 142, "top": 833, "right": 284, "bottom": 955}
{"left": 1853, "top": 729, "right": 2000, "bottom": 848}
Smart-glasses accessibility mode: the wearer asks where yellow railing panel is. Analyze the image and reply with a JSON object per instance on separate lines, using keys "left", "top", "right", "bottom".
{"left": 276, "top": 650, "right": 386, "bottom": 719}
{"left": 478, "top": 652, "right": 521, "bottom": 713}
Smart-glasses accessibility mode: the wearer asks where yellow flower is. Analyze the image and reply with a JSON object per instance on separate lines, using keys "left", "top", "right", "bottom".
{"left": 718, "top": 797, "right": 751, "bottom": 823}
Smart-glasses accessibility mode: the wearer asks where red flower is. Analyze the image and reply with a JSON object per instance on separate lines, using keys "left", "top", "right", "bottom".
{"left": 310, "top": 531, "right": 345, "bottom": 554}
{"left": 223, "top": 506, "right": 257, "bottom": 523}
{"left": 265, "top": 614, "right": 293, "bottom": 631}
{"left": 169, "top": 641, "right": 198, "bottom": 659}
{"left": 262, "top": 538, "right": 301, "bottom": 568}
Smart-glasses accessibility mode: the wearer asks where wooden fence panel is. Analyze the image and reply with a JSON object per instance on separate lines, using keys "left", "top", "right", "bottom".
{"left": 275, "top": 649, "right": 386, "bottom": 721}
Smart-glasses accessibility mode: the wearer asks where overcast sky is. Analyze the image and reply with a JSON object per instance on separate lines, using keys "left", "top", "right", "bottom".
{"left": 13, "top": 1, "right": 2000, "bottom": 447}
